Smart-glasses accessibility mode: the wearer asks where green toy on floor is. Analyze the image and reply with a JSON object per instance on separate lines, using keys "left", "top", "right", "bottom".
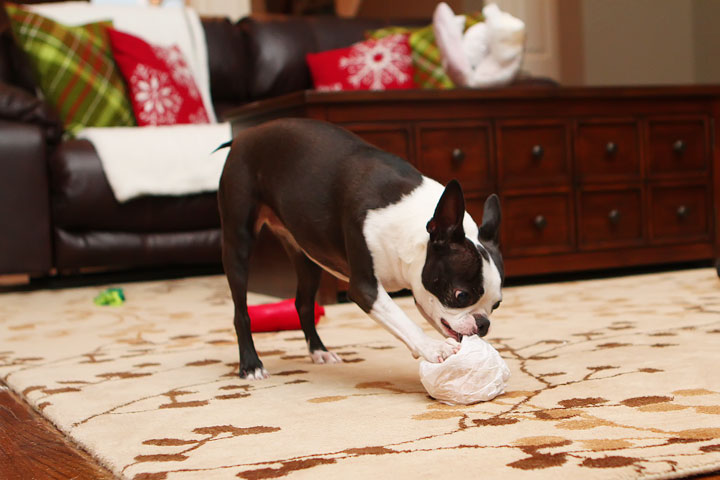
{"left": 93, "top": 287, "right": 125, "bottom": 306}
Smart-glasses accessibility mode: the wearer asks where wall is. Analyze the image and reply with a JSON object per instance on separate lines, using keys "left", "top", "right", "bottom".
{"left": 496, "top": 0, "right": 561, "bottom": 81}
{"left": 335, "top": 0, "right": 462, "bottom": 19}
{"left": 582, "top": 0, "right": 695, "bottom": 86}
{"left": 579, "top": 0, "right": 720, "bottom": 86}
{"left": 187, "top": 0, "right": 250, "bottom": 20}
{"left": 692, "top": 0, "right": 720, "bottom": 84}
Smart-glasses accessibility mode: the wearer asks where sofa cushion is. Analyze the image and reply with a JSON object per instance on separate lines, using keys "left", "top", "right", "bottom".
{"left": 49, "top": 139, "right": 220, "bottom": 233}
{"left": 54, "top": 227, "right": 221, "bottom": 270}
{"left": 107, "top": 28, "right": 210, "bottom": 126}
{"left": 4, "top": 3, "right": 135, "bottom": 135}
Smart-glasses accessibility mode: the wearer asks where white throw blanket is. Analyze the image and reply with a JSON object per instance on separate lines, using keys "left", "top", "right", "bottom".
{"left": 78, "top": 123, "right": 232, "bottom": 202}
{"left": 28, "top": 1, "right": 216, "bottom": 122}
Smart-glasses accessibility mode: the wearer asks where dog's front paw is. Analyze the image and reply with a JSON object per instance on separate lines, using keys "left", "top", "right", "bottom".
{"left": 420, "top": 337, "right": 461, "bottom": 363}
{"left": 310, "top": 350, "right": 343, "bottom": 364}
{"left": 240, "top": 366, "right": 269, "bottom": 380}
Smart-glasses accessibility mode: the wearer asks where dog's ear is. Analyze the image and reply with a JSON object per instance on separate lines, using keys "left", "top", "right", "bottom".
{"left": 427, "top": 179, "right": 466, "bottom": 244}
{"left": 479, "top": 193, "right": 501, "bottom": 245}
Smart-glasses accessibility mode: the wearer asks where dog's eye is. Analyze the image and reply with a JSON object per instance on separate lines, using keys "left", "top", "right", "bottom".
{"left": 454, "top": 289, "right": 469, "bottom": 304}
{"left": 492, "top": 300, "right": 502, "bottom": 311}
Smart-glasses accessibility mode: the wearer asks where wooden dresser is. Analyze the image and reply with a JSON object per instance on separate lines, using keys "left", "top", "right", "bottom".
{"left": 229, "top": 86, "right": 720, "bottom": 281}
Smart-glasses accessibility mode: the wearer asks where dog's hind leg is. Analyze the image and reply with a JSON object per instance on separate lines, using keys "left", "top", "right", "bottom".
{"left": 218, "top": 178, "right": 267, "bottom": 380}
{"left": 278, "top": 239, "right": 341, "bottom": 364}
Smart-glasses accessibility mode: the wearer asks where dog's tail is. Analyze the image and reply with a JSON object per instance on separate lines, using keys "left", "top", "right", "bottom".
{"left": 212, "top": 140, "right": 233, "bottom": 154}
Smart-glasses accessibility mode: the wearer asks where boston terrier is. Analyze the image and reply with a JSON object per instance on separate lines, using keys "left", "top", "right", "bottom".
{"left": 217, "top": 118, "right": 503, "bottom": 379}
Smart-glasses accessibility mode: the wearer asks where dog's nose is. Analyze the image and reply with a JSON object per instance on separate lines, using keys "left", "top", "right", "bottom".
{"left": 473, "top": 314, "right": 491, "bottom": 337}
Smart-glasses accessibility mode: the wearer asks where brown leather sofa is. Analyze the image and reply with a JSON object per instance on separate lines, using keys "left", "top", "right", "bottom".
{"left": 0, "top": 13, "right": 424, "bottom": 278}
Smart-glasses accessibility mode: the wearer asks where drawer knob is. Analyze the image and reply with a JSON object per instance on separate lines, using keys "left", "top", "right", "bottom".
{"left": 451, "top": 148, "right": 466, "bottom": 166}
{"left": 534, "top": 215, "right": 547, "bottom": 230}
{"left": 608, "top": 209, "right": 621, "bottom": 224}
{"left": 531, "top": 144, "right": 544, "bottom": 159}
{"left": 676, "top": 205, "right": 689, "bottom": 219}
{"left": 606, "top": 141, "right": 618, "bottom": 155}
{"left": 673, "top": 139, "right": 686, "bottom": 154}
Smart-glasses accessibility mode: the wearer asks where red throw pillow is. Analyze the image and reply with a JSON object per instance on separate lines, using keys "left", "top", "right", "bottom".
{"left": 306, "top": 34, "right": 415, "bottom": 91}
{"left": 107, "top": 28, "right": 209, "bottom": 126}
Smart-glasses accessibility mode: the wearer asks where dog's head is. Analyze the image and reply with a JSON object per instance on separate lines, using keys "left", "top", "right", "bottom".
{"left": 414, "top": 180, "right": 503, "bottom": 341}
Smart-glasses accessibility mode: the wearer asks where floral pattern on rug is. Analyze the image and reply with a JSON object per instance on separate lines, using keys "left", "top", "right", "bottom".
{"left": 1, "top": 269, "right": 719, "bottom": 479}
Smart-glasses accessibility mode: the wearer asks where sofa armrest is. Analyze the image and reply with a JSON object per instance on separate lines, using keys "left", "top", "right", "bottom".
{"left": 0, "top": 119, "right": 52, "bottom": 275}
{"left": 0, "top": 81, "right": 62, "bottom": 143}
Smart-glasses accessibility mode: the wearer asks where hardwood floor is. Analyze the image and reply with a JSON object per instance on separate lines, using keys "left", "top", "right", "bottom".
{"left": 1, "top": 379, "right": 719, "bottom": 480}
{"left": 0, "top": 383, "right": 114, "bottom": 479}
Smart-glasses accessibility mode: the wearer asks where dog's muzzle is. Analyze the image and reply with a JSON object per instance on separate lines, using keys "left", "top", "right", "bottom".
{"left": 473, "top": 314, "right": 490, "bottom": 337}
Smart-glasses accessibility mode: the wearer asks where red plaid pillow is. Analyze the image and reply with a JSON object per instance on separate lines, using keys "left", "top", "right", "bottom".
{"left": 306, "top": 34, "right": 415, "bottom": 91}
{"left": 107, "top": 28, "right": 209, "bottom": 126}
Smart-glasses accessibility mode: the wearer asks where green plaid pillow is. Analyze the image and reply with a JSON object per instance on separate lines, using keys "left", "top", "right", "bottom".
{"left": 369, "top": 13, "right": 484, "bottom": 90}
{"left": 4, "top": 3, "right": 136, "bottom": 136}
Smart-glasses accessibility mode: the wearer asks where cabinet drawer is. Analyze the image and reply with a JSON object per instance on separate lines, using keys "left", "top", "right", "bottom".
{"left": 575, "top": 120, "right": 640, "bottom": 182}
{"left": 497, "top": 122, "right": 570, "bottom": 187}
{"left": 649, "top": 184, "right": 711, "bottom": 243}
{"left": 465, "top": 193, "right": 493, "bottom": 230}
{"left": 350, "top": 126, "right": 411, "bottom": 162}
{"left": 647, "top": 118, "right": 709, "bottom": 177}
{"left": 502, "top": 193, "right": 574, "bottom": 255}
{"left": 578, "top": 189, "right": 643, "bottom": 250}
{"left": 417, "top": 124, "right": 492, "bottom": 191}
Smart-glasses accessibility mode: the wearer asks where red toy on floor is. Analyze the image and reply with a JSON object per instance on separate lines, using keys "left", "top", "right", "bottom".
{"left": 248, "top": 299, "right": 325, "bottom": 333}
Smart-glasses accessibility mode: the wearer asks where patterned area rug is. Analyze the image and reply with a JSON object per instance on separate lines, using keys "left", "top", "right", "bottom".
{"left": 1, "top": 268, "right": 720, "bottom": 480}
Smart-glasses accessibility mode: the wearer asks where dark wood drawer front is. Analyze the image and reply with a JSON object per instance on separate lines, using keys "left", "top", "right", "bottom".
{"left": 498, "top": 123, "right": 570, "bottom": 187}
{"left": 351, "top": 128, "right": 410, "bottom": 162}
{"left": 417, "top": 125, "right": 491, "bottom": 191}
{"left": 648, "top": 119, "right": 709, "bottom": 177}
{"left": 465, "top": 194, "right": 493, "bottom": 228}
{"left": 650, "top": 185, "right": 710, "bottom": 242}
{"left": 503, "top": 193, "right": 574, "bottom": 255}
{"left": 575, "top": 121, "right": 640, "bottom": 182}
{"left": 579, "top": 189, "right": 643, "bottom": 249}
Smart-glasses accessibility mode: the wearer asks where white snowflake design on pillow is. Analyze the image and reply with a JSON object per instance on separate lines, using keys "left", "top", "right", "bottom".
{"left": 339, "top": 34, "right": 411, "bottom": 90}
{"left": 153, "top": 45, "right": 201, "bottom": 100}
{"left": 130, "top": 64, "right": 181, "bottom": 125}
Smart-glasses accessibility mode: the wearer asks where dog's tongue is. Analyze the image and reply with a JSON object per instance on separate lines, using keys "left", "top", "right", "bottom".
{"left": 441, "top": 319, "right": 462, "bottom": 342}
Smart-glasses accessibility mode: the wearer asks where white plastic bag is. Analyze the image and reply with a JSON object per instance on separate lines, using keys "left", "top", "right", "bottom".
{"left": 419, "top": 335, "right": 510, "bottom": 405}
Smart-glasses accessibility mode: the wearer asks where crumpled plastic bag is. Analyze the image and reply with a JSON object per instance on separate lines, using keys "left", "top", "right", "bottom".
{"left": 419, "top": 335, "right": 510, "bottom": 405}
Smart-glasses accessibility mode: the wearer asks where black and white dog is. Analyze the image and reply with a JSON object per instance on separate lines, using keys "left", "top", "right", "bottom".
{"left": 218, "top": 118, "right": 503, "bottom": 379}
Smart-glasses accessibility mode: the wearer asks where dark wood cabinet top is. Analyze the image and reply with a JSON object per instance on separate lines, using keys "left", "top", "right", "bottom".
{"left": 226, "top": 85, "right": 720, "bottom": 121}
